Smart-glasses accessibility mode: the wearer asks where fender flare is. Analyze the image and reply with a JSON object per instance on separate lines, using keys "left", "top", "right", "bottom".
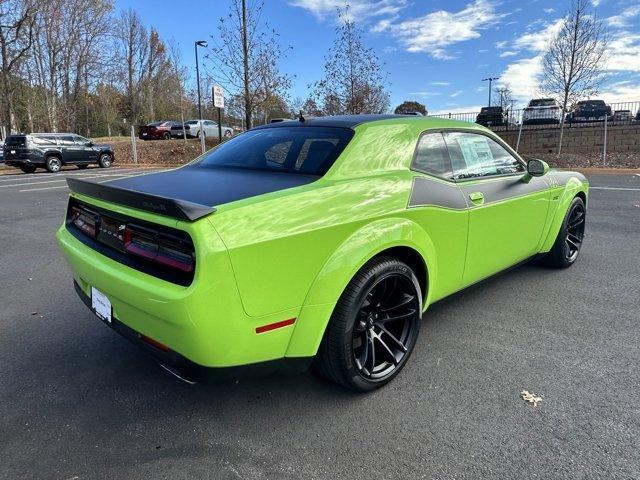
{"left": 285, "top": 217, "right": 435, "bottom": 358}
{"left": 539, "top": 173, "right": 589, "bottom": 252}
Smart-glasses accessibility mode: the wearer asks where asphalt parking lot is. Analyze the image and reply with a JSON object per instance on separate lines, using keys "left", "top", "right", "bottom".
{"left": 1, "top": 167, "right": 638, "bottom": 479}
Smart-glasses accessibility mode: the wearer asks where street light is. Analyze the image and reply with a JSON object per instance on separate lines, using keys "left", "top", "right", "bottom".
{"left": 482, "top": 77, "right": 499, "bottom": 106}
{"left": 195, "top": 40, "right": 208, "bottom": 153}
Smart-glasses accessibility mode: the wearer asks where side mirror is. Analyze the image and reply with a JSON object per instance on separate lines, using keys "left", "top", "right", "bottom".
{"left": 526, "top": 158, "right": 549, "bottom": 177}
{"left": 86, "top": 141, "right": 93, "bottom": 147}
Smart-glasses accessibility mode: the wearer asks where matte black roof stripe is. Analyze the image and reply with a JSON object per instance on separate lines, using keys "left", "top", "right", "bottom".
{"left": 251, "top": 114, "right": 411, "bottom": 130}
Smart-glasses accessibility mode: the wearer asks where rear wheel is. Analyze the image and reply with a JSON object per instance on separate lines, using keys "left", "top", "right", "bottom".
{"left": 315, "top": 256, "right": 422, "bottom": 392}
{"left": 543, "top": 197, "right": 586, "bottom": 268}
{"left": 19, "top": 165, "right": 36, "bottom": 174}
{"left": 45, "top": 156, "right": 62, "bottom": 173}
{"left": 98, "top": 153, "right": 112, "bottom": 168}
{"left": 163, "top": 132, "right": 171, "bottom": 140}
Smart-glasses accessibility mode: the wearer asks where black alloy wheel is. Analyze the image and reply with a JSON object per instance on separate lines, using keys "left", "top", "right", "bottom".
{"left": 352, "top": 274, "right": 420, "bottom": 380}
{"left": 315, "top": 256, "right": 423, "bottom": 391}
{"left": 564, "top": 201, "right": 585, "bottom": 262}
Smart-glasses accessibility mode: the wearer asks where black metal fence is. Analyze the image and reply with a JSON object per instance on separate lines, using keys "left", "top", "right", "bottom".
{"left": 428, "top": 101, "right": 640, "bottom": 131}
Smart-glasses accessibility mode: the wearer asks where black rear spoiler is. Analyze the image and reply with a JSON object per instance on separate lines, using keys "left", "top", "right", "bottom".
{"left": 66, "top": 177, "right": 215, "bottom": 222}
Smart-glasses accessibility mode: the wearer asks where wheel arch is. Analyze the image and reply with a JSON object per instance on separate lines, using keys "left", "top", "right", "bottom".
{"left": 285, "top": 217, "right": 435, "bottom": 358}
{"left": 539, "top": 173, "right": 589, "bottom": 253}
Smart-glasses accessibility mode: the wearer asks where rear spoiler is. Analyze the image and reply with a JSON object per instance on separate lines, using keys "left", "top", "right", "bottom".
{"left": 66, "top": 177, "right": 215, "bottom": 222}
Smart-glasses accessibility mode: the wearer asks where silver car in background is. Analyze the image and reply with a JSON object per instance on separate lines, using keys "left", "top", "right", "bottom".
{"left": 522, "top": 98, "right": 562, "bottom": 125}
{"left": 184, "top": 119, "right": 234, "bottom": 139}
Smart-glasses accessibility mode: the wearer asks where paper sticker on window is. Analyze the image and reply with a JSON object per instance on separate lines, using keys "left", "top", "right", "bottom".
{"left": 457, "top": 135, "right": 493, "bottom": 168}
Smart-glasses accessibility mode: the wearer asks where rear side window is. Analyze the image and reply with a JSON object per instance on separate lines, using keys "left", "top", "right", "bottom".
{"left": 412, "top": 133, "right": 453, "bottom": 179}
{"left": 444, "top": 132, "right": 524, "bottom": 180}
{"left": 196, "top": 126, "right": 354, "bottom": 175}
{"left": 31, "top": 135, "right": 57, "bottom": 145}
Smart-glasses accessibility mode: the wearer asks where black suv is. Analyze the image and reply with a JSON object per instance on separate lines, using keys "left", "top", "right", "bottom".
{"left": 476, "top": 106, "right": 507, "bottom": 127}
{"left": 566, "top": 100, "right": 612, "bottom": 123}
{"left": 3, "top": 133, "right": 114, "bottom": 173}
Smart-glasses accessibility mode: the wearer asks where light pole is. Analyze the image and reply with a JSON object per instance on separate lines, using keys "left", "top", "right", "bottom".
{"left": 482, "top": 77, "right": 499, "bottom": 106}
{"left": 195, "top": 40, "right": 208, "bottom": 154}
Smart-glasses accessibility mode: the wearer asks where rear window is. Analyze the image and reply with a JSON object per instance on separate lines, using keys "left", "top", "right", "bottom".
{"left": 529, "top": 99, "right": 556, "bottom": 107}
{"left": 578, "top": 100, "right": 605, "bottom": 106}
{"left": 5, "top": 136, "right": 27, "bottom": 147}
{"left": 195, "top": 126, "right": 354, "bottom": 176}
{"left": 480, "top": 107, "right": 503, "bottom": 113}
{"left": 147, "top": 122, "right": 162, "bottom": 126}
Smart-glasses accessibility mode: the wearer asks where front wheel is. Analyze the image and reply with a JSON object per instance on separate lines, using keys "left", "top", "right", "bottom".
{"left": 314, "top": 256, "right": 422, "bottom": 392}
{"left": 98, "top": 153, "right": 112, "bottom": 168}
{"left": 543, "top": 196, "right": 586, "bottom": 268}
{"left": 45, "top": 156, "right": 62, "bottom": 173}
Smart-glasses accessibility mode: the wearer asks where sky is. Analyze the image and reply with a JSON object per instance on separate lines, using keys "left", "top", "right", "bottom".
{"left": 115, "top": 0, "right": 640, "bottom": 114}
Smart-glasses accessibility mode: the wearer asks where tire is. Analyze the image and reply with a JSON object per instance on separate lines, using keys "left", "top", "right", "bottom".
{"left": 543, "top": 196, "right": 586, "bottom": 268}
{"left": 163, "top": 132, "right": 171, "bottom": 140}
{"left": 196, "top": 130, "right": 205, "bottom": 139}
{"left": 45, "top": 155, "right": 62, "bottom": 173}
{"left": 19, "top": 165, "right": 36, "bottom": 174}
{"left": 77, "top": 164, "right": 89, "bottom": 169}
{"left": 98, "top": 153, "right": 112, "bottom": 168}
{"left": 314, "top": 256, "right": 423, "bottom": 392}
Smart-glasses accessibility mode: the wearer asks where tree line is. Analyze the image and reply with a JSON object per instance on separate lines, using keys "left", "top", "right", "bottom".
{"left": 0, "top": 0, "right": 391, "bottom": 137}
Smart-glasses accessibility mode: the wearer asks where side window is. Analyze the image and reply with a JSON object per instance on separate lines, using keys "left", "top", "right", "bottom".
{"left": 411, "top": 132, "right": 453, "bottom": 179}
{"left": 204, "top": 120, "right": 215, "bottom": 126}
{"left": 73, "top": 135, "right": 88, "bottom": 144}
{"left": 443, "top": 132, "right": 524, "bottom": 180}
{"left": 59, "top": 136, "right": 75, "bottom": 146}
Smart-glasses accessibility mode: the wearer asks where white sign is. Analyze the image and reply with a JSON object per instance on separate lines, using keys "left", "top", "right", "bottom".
{"left": 213, "top": 85, "right": 225, "bottom": 109}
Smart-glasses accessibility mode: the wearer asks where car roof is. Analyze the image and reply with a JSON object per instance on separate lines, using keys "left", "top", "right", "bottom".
{"left": 31, "top": 132, "right": 77, "bottom": 136}
{"left": 251, "top": 114, "right": 484, "bottom": 131}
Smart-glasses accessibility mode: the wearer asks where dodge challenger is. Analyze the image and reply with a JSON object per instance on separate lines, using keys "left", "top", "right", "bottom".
{"left": 56, "top": 115, "right": 588, "bottom": 391}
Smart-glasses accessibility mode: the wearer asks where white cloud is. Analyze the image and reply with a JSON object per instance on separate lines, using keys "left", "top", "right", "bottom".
{"left": 378, "top": 0, "right": 501, "bottom": 59}
{"left": 543, "top": 8, "right": 555, "bottom": 14}
{"left": 450, "top": 90, "right": 463, "bottom": 97}
{"left": 494, "top": 40, "right": 508, "bottom": 49}
{"left": 430, "top": 81, "right": 451, "bottom": 86}
{"left": 499, "top": 50, "right": 519, "bottom": 57}
{"left": 607, "top": 5, "right": 640, "bottom": 28}
{"left": 514, "top": 19, "right": 564, "bottom": 52}
{"left": 499, "top": 56, "right": 544, "bottom": 102}
{"left": 600, "top": 81, "right": 640, "bottom": 103}
{"left": 408, "top": 91, "right": 443, "bottom": 97}
{"left": 605, "top": 34, "right": 640, "bottom": 72}
{"left": 290, "top": 0, "right": 406, "bottom": 22}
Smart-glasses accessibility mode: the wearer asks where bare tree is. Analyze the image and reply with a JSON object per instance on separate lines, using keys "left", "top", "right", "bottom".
{"left": 312, "top": 6, "right": 389, "bottom": 115}
{"left": 208, "top": 0, "right": 291, "bottom": 129}
{"left": 541, "top": 0, "right": 608, "bottom": 155}
{"left": 0, "top": 0, "right": 35, "bottom": 133}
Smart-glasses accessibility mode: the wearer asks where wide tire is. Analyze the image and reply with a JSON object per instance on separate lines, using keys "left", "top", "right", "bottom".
{"left": 45, "top": 156, "right": 62, "bottom": 173}
{"left": 314, "top": 256, "right": 422, "bottom": 392}
{"left": 19, "top": 165, "right": 37, "bottom": 174}
{"left": 98, "top": 153, "right": 112, "bottom": 168}
{"left": 163, "top": 132, "right": 171, "bottom": 140}
{"left": 543, "top": 196, "right": 586, "bottom": 268}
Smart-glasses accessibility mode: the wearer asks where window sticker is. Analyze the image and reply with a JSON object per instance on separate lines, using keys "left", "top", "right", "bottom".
{"left": 457, "top": 135, "right": 493, "bottom": 167}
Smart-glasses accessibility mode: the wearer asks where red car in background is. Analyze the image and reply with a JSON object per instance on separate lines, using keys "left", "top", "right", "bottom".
{"left": 138, "top": 121, "right": 186, "bottom": 140}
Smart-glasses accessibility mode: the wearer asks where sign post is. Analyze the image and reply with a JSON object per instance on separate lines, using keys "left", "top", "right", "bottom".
{"left": 213, "top": 85, "right": 225, "bottom": 143}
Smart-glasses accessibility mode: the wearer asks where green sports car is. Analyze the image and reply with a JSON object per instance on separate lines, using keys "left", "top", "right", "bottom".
{"left": 56, "top": 115, "right": 588, "bottom": 391}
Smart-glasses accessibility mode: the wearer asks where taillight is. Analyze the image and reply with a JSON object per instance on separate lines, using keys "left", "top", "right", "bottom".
{"left": 123, "top": 225, "right": 194, "bottom": 273}
{"left": 68, "top": 205, "right": 99, "bottom": 238}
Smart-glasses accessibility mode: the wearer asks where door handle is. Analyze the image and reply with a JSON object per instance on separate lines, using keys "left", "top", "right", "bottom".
{"left": 468, "top": 191, "right": 484, "bottom": 204}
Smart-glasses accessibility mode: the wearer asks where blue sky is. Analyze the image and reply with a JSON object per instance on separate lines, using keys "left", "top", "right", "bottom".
{"left": 116, "top": 0, "right": 640, "bottom": 114}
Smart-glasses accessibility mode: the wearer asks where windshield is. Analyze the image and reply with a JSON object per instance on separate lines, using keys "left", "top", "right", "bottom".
{"left": 194, "top": 126, "right": 354, "bottom": 176}
{"left": 529, "top": 99, "right": 555, "bottom": 107}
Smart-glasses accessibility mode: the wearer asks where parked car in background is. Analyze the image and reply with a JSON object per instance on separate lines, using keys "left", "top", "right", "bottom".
{"left": 612, "top": 110, "right": 633, "bottom": 123}
{"left": 475, "top": 106, "right": 507, "bottom": 127}
{"left": 3, "top": 133, "right": 113, "bottom": 173}
{"left": 138, "top": 121, "right": 185, "bottom": 140}
{"left": 522, "top": 98, "right": 561, "bottom": 125}
{"left": 636, "top": 110, "right": 640, "bottom": 123}
{"left": 184, "top": 119, "right": 234, "bottom": 138}
{"left": 566, "top": 100, "right": 612, "bottom": 123}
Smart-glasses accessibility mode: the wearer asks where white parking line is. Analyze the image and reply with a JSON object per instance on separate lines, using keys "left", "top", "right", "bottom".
{"left": 0, "top": 174, "right": 106, "bottom": 188}
{"left": 0, "top": 167, "right": 152, "bottom": 183}
{"left": 590, "top": 186, "right": 640, "bottom": 191}
{"left": 18, "top": 174, "right": 145, "bottom": 192}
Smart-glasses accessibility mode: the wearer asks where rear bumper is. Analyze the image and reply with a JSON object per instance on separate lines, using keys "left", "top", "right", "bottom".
{"left": 72, "top": 281, "right": 312, "bottom": 382}
{"left": 5, "top": 158, "right": 42, "bottom": 167}
{"left": 56, "top": 209, "right": 302, "bottom": 369}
